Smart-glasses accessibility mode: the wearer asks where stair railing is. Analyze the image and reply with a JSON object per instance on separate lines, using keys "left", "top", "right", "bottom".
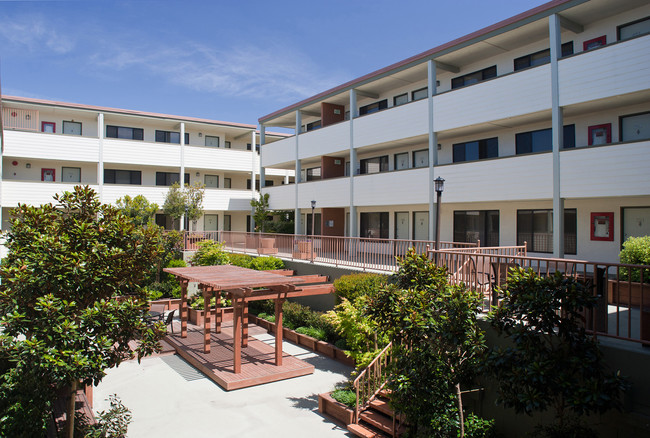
{"left": 353, "top": 341, "right": 393, "bottom": 424}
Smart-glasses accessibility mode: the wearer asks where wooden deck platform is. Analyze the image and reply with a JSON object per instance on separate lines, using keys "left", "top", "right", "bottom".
{"left": 163, "top": 321, "right": 314, "bottom": 390}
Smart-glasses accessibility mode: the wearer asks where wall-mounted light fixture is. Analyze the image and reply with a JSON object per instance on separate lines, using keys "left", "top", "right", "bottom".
{"left": 26, "top": 163, "right": 31, "bottom": 168}
{"left": 196, "top": 172, "right": 200, "bottom": 177}
{"left": 198, "top": 133, "right": 203, "bottom": 137}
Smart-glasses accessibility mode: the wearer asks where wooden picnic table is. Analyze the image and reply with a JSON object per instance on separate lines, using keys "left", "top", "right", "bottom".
{"left": 163, "top": 265, "right": 332, "bottom": 373}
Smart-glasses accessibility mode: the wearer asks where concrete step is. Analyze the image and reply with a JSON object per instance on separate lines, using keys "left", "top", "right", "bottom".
{"left": 348, "top": 422, "right": 389, "bottom": 438}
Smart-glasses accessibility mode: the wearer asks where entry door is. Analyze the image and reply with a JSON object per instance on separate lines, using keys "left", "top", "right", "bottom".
{"left": 204, "top": 214, "right": 218, "bottom": 231}
{"left": 61, "top": 167, "right": 81, "bottom": 182}
{"left": 395, "top": 212, "right": 409, "bottom": 240}
{"left": 413, "top": 211, "right": 429, "bottom": 241}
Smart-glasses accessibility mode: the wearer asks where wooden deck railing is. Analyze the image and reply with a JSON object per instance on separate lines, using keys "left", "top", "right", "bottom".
{"left": 431, "top": 248, "right": 650, "bottom": 345}
{"left": 183, "top": 231, "right": 477, "bottom": 273}
{"left": 353, "top": 342, "right": 393, "bottom": 424}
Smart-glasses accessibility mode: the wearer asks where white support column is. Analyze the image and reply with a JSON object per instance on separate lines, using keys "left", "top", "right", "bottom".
{"left": 427, "top": 60, "right": 438, "bottom": 241}
{"left": 180, "top": 122, "right": 186, "bottom": 231}
{"left": 97, "top": 113, "right": 105, "bottom": 204}
{"left": 349, "top": 89, "right": 358, "bottom": 237}
{"left": 294, "top": 111, "right": 302, "bottom": 234}
{"left": 259, "top": 125, "right": 266, "bottom": 188}
{"left": 550, "top": 14, "right": 564, "bottom": 258}
{"left": 251, "top": 129, "right": 257, "bottom": 232}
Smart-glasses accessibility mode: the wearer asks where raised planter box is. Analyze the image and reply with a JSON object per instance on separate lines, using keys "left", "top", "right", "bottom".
{"left": 283, "top": 327, "right": 298, "bottom": 343}
{"left": 188, "top": 306, "right": 233, "bottom": 326}
{"left": 316, "top": 340, "right": 335, "bottom": 358}
{"left": 149, "top": 298, "right": 181, "bottom": 312}
{"left": 297, "top": 332, "right": 317, "bottom": 350}
{"left": 318, "top": 392, "right": 354, "bottom": 426}
{"left": 608, "top": 280, "right": 650, "bottom": 307}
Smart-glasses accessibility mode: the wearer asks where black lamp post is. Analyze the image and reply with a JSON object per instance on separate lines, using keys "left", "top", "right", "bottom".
{"left": 434, "top": 177, "right": 445, "bottom": 263}
{"left": 311, "top": 200, "right": 316, "bottom": 263}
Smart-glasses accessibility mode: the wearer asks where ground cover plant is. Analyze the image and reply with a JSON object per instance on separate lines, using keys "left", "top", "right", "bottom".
{"left": 487, "top": 268, "right": 627, "bottom": 437}
{"left": 0, "top": 186, "right": 164, "bottom": 437}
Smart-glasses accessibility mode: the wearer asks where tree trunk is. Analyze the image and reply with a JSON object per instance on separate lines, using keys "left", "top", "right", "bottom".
{"left": 66, "top": 380, "right": 78, "bottom": 438}
{"left": 456, "top": 382, "right": 464, "bottom": 438}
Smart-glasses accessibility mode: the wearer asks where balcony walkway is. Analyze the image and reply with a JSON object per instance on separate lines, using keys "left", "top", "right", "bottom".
{"left": 163, "top": 319, "right": 314, "bottom": 391}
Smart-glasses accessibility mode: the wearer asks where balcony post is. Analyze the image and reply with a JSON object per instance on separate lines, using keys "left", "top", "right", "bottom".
{"left": 259, "top": 124, "right": 266, "bottom": 188}
{"left": 97, "top": 112, "right": 104, "bottom": 204}
{"left": 294, "top": 110, "right": 302, "bottom": 234}
{"left": 427, "top": 59, "right": 438, "bottom": 241}
{"left": 349, "top": 89, "right": 358, "bottom": 237}
{"left": 550, "top": 14, "right": 565, "bottom": 258}
{"left": 251, "top": 129, "right": 257, "bottom": 232}
{"left": 180, "top": 122, "right": 186, "bottom": 231}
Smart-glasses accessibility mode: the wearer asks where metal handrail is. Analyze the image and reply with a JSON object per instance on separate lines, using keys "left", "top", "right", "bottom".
{"left": 352, "top": 341, "right": 393, "bottom": 424}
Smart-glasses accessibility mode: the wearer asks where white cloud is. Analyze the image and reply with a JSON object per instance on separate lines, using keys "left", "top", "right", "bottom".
{"left": 0, "top": 15, "right": 74, "bottom": 54}
{"left": 91, "top": 39, "right": 346, "bottom": 102}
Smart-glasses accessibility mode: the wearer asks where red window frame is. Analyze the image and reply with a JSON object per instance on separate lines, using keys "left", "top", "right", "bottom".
{"left": 588, "top": 123, "right": 612, "bottom": 145}
{"left": 41, "top": 168, "right": 56, "bottom": 182}
{"left": 41, "top": 122, "right": 56, "bottom": 133}
{"left": 590, "top": 212, "right": 614, "bottom": 241}
{"left": 583, "top": 35, "right": 606, "bottom": 51}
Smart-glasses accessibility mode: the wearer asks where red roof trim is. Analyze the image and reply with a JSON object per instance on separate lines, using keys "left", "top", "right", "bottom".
{"left": 259, "top": 0, "right": 576, "bottom": 123}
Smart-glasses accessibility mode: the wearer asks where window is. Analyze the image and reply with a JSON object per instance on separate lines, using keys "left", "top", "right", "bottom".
{"left": 204, "top": 174, "right": 219, "bottom": 188}
{"left": 306, "top": 120, "right": 321, "bottom": 131}
{"left": 246, "top": 143, "right": 260, "bottom": 153}
{"left": 412, "top": 149, "right": 429, "bottom": 168}
{"left": 265, "top": 180, "right": 274, "bottom": 187}
{"left": 359, "top": 99, "right": 388, "bottom": 116}
{"left": 104, "top": 169, "right": 141, "bottom": 185}
{"left": 41, "top": 168, "right": 55, "bottom": 182}
{"left": 515, "top": 125, "right": 575, "bottom": 154}
{"left": 454, "top": 210, "right": 499, "bottom": 246}
{"left": 41, "top": 122, "right": 55, "bottom": 133}
{"left": 155, "top": 130, "right": 189, "bottom": 144}
{"left": 622, "top": 207, "right": 650, "bottom": 242}
{"left": 360, "top": 212, "right": 389, "bottom": 239}
{"left": 394, "top": 152, "right": 409, "bottom": 170}
{"left": 618, "top": 16, "right": 650, "bottom": 41}
{"left": 224, "top": 177, "right": 231, "bottom": 188}
{"left": 393, "top": 93, "right": 408, "bottom": 106}
{"left": 224, "top": 141, "right": 231, "bottom": 149}
{"left": 583, "top": 36, "right": 606, "bottom": 51}
{"left": 156, "top": 172, "right": 189, "bottom": 186}
{"left": 411, "top": 87, "right": 428, "bottom": 101}
{"left": 61, "top": 167, "right": 81, "bottom": 183}
{"left": 224, "top": 214, "right": 232, "bottom": 231}
{"left": 413, "top": 211, "right": 429, "bottom": 241}
{"left": 106, "top": 125, "right": 144, "bottom": 140}
{"left": 620, "top": 112, "right": 650, "bottom": 142}
{"left": 453, "top": 137, "right": 498, "bottom": 163}
{"left": 205, "top": 135, "right": 220, "bottom": 147}
{"left": 517, "top": 209, "right": 576, "bottom": 254}
{"left": 451, "top": 66, "right": 496, "bottom": 89}
{"left": 360, "top": 156, "right": 388, "bottom": 174}
{"left": 204, "top": 214, "right": 218, "bottom": 232}
{"left": 246, "top": 179, "right": 260, "bottom": 190}
{"left": 514, "top": 42, "right": 574, "bottom": 71}
{"left": 63, "top": 121, "right": 82, "bottom": 135}
{"left": 306, "top": 167, "right": 321, "bottom": 181}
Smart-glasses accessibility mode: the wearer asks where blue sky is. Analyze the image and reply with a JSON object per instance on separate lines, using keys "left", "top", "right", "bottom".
{"left": 1, "top": 0, "right": 545, "bottom": 125}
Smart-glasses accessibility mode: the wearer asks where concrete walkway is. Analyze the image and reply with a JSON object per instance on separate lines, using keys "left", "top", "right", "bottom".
{"left": 94, "top": 329, "right": 354, "bottom": 437}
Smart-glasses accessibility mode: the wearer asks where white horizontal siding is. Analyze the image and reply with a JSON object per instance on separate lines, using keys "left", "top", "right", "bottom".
{"left": 353, "top": 168, "right": 428, "bottom": 207}
{"left": 354, "top": 100, "right": 428, "bottom": 148}
{"left": 298, "top": 121, "right": 350, "bottom": 160}
{"left": 185, "top": 146, "right": 255, "bottom": 172}
{"left": 103, "top": 139, "right": 180, "bottom": 167}
{"left": 101, "top": 185, "right": 170, "bottom": 206}
{"left": 3, "top": 130, "right": 99, "bottom": 162}
{"left": 560, "top": 141, "right": 650, "bottom": 198}
{"left": 560, "top": 35, "right": 650, "bottom": 106}
{"left": 297, "top": 178, "right": 350, "bottom": 208}
{"left": 263, "top": 184, "right": 296, "bottom": 210}
{"left": 261, "top": 136, "right": 295, "bottom": 167}
{"left": 437, "top": 154, "right": 553, "bottom": 203}
{"left": 1, "top": 181, "right": 99, "bottom": 206}
{"left": 203, "top": 189, "right": 253, "bottom": 211}
{"left": 434, "top": 65, "right": 551, "bottom": 131}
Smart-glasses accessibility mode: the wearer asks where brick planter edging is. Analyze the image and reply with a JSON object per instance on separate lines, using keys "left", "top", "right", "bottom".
{"left": 318, "top": 392, "right": 354, "bottom": 426}
{"left": 248, "top": 315, "right": 355, "bottom": 367}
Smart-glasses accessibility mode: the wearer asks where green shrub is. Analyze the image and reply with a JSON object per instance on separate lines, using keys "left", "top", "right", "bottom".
{"left": 257, "top": 313, "right": 276, "bottom": 323}
{"left": 295, "top": 326, "right": 327, "bottom": 341}
{"left": 228, "top": 253, "right": 254, "bottom": 269}
{"left": 162, "top": 259, "right": 187, "bottom": 281}
{"left": 190, "top": 240, "right": 230, "bottom": 266}
{"left": 619, "top": 236, "right": 650, "bottom": 283}
{"left": 334, "top": 338, "right": 348, "bottom": 350}
{"left": 251, "top": 256, "right": 284, "bottom": 271}
{"left": 464, "top": 413, "right": 496, "bottom": 438}
{"left": 333, "top": 273, "right": 386, "bottom": 304}
{"left": 331, "top": 389, "right": 356, "bottom": 408}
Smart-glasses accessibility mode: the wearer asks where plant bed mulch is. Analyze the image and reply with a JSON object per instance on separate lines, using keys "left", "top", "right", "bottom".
{"left": 318, "top": 392, "right": 354, "bottom": 426}
{"left": 248, "top": 315, "right": 355, "bottom": 367}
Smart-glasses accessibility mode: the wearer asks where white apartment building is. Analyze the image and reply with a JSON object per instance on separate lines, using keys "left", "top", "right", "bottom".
{"left": 258, "top": 0, "right": 650, "bottom": 263}
{"left": 0, "top": 96, "right": 292, "bottom": 232}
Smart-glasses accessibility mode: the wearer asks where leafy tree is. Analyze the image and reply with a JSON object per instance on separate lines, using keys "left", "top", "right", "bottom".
{"left": 162, "top": 182, "right": 205, "bottom": 230}
{"left": 0, "top": 186, "right": 164, "bottom": 437}
{"left": 368, "top": 249, "right": 488, "bottom": 437}
{"left": 487, "top": 268, "right": 627, "bottom": 436}
{"left": 250, "top": 192, "right": 271, "bottom": 232}
{"left": 115, "top": 194, "right": 159, "bottom": 227}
